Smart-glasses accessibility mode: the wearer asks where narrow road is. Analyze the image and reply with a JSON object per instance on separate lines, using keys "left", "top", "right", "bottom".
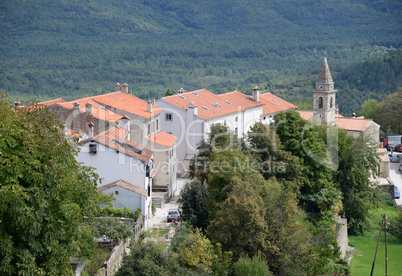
{"left": 389, "top": 152, "right": 402, "bottom": 206}
{"left": 148, "top": 178, "right": 187, "bottom": 229}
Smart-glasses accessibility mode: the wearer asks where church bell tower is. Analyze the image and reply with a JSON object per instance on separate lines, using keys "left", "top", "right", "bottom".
{"left": 313, "top": 58, "right": 337, "bottom": 126}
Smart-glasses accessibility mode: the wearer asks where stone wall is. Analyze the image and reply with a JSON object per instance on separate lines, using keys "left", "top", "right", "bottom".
{"left": 336, "top": 217, "right": 348, "bottom": 258}
{"left": 96, "top": 238, "right": 131, "bottom": 276}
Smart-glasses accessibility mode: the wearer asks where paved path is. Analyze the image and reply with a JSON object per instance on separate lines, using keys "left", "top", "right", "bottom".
{"left": 148, "top": 178, "right": 188, "bottom": 229}
{"left": 389, "top": 152, "right": 402, "bottom": 206}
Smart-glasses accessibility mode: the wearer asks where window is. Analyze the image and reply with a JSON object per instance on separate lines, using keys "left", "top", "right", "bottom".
{"left": 148, "top": 185, "right": 150, "bottom": 197}
{"left": 235, "top": 116, "right": 238, "bottom": 122}
{"left": 235, "top": 127, "right": 238, "bottom": 135}
{"left": 147, "top": 124, "right": 151, "bottom": 135}
{"left": 156, "top": 119, "right": 159, "bottom": 130}
{"left": 115, "top": 191, "right": 119, "bottom": 195}
{"left": 89, "top": 144, "right": 97, "bottom": 154}
{"left": 165, "top": 113, "right": 172, "bottom": 121}
{"left": 318, "top": 97, "right": 323, "bottom": 108}
{"left": 330, "top": 97, "right": 333, "bottom": 108}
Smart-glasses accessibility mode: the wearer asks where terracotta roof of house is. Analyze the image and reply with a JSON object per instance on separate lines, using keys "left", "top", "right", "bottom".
{"left": 57, "top": 99, "right": 123, "bottom": 122}
{"left": 378, "top": 148, "right": 389, "bottom": 162}
{"left": 91, "top": 91, "right": 162, "bottom": 118}
{"left": 39, "top": 98, "right": 65, "bottom": 106}
{"left": 161, "top": 89, "right": 263, "bottom": 120}
{"left": 259, "top": 92, "right": 297, "bottom": 115}
{"left": 55, "top": 91, "right": 162, "bottom": 120}
{"left": 146, "top": 131, "right": 177, "bottom": 148}
{"left": 81, "top": 126, "right": 153, "bottom": 163}
{"left": 296, "top": 110, "right": 314, "bottom": 121}
{"left": 98, "top": 179, "right": 147, "bottom": 197}
{"left": 335, "top": 117, "right": 373, "bottom": 132}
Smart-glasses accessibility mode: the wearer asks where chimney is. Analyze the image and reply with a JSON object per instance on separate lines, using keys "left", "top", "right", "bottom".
{"left": 85, "top": 102, "right": 92, "bottom": 116}
{"left": 178, "top": 88, "right": 186, "bottom": 94}
{"left": 147, "top": 100, "right": 153, "bottom": 113}
{"left": 88, "top": 122, "right": 94, "bottom": 138}
{"left": 335, "top": 109, "right": 340, "bottom": 115}
{"left": 115, "top": 82, "right": 121, "bottom": 91}
{"left": 187, "top": 102, "right": 198, "bottom": 115}
{"left": 122, "top": 83, "right": 128, "bottom": 93}
{"left": 73, "top": 101, "right": 81, "bottom": 113}
{"left": 252, "top": 86, "right": 260, "bottom": 102}
{"left": 352, "top": 112, "right": 356, "bottom": 118}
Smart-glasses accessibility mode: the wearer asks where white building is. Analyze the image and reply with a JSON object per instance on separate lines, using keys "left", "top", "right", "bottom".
{"left": 78, "top": 126, "right": 154, "bottom": 229}
{"left": 156, "top": 87, "right": 296, "bottom": 175}
{"left": 48, "top": 85, "right": 178, "bottom": 195}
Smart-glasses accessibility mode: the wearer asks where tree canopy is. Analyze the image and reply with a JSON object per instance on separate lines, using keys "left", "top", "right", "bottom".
{"left": 0, "top": 94, "right": 107, "bottom": 275}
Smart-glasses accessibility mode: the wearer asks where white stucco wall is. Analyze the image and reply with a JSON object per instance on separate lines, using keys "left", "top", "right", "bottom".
{"left": 77, "top": 142, "right": 152, "bottom": 223}
{"left": 101, "top": 186, "right": 144, "bottom": 213}
{"left": 77, "top": 143, "right": 149, "bottom": 190}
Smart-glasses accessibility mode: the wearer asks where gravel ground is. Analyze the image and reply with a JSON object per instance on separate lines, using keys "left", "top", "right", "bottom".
{"left": 148, "top": 178, "right": 187, "bottom": 229}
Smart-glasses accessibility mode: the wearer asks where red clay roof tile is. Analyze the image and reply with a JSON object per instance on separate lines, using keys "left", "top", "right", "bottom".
{"left": 161, "top": 89, "right": 263, "bottom": 120}
{"left": 259, "top": 92, "right": 297, "bottom": 115}
{"left": 146, "top": 131, "right": 177, "bottom": 148}
{"left": 98, "top": 179, "right": 147, "bottom": 197}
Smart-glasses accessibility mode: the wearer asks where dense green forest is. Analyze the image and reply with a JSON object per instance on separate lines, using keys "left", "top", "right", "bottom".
{"left": 0, "top": 0, "right": 401, "bottom": 108}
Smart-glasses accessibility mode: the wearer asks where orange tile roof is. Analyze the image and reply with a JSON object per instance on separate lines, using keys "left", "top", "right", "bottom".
{"left": 259, "top": 92, "right": 297, "bottom": 115}
{"left": 98, "top": 179, "right": 147, "bottom": 197}
{"left": 161, "top": 89, "right": 263, "bottom": 120}
{"left": 335, "top": 117, "right": 373, "bottom": 132}
{"left": 57, "top": 99, "right": 123, "bottom": 122}
{"left": 296, "top": 110, "right": 314, "bottom": 121}
{"left": 146, "top": 131, "right": 177, "bottom": 148}
{"left": 91, "top": 91, "right": 162, "bottom": 118}
{"left": 38, "top": 98, "right": 66, "bottom": 107}
{"left": 81, "top": 126, "right": 153, "bottom": 163}
{"left": 56, "top": 91, "right": 162, "bottom": 120}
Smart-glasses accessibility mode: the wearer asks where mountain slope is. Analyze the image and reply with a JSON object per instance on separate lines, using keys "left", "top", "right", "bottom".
{"left": 0, "top": 0, "right": 401, "bottom": 102}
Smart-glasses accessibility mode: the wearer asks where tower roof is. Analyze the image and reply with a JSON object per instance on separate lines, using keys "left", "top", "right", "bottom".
{"left": 317, "top": 58, "right": 334, "bottom": 84}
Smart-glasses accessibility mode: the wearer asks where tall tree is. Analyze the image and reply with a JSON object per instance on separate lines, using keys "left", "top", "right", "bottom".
{"left": 375, "top": 88, "right": 402, "bottom": 134}
{"left": 0, "top": 95, "right": 107, "bottom": 275}
{"left": 357, "top": 99, "right": 378, "bottom": 120}
{"left": 178, "top": 178, "right": 209, "bottom": 230}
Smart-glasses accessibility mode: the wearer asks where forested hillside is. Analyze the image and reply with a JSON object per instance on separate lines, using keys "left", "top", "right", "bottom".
{"left": 0, "top": 0, "right": 401, "bottom": 103}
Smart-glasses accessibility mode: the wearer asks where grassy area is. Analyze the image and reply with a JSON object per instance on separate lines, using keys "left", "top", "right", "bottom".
{"left": 146, "top": 228, "right": 172, "bottom": 252}
{"left": 349, "top": 202, "right": 402, "bottom": 275}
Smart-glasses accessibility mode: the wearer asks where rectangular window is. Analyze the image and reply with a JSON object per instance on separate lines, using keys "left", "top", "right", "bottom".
{"left": 165, "top": 113, "right": 173, "bottom": 121}
{"left": 156, "top": 119, "right": 159, "bottom": 130}
{"left": 89, "top": 144, "right": 97, "bottom": 154}
{"left": 235, "top": 127, "right": 238, "bottom": 135}
{"left": 115, "top": 191, "right": 119, "bottom": 195}
{"left": 235, "top": 116, "right": 238, "bottom": 122}
{"left": 147, "top": 124, "right": 151, "bottom": 135}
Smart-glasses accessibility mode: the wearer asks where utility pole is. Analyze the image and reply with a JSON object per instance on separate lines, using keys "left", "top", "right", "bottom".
{"left": 370, "top": 214, "right": 388, "bottom": 276}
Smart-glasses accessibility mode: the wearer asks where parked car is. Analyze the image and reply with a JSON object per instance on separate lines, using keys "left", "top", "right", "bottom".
{"left": 394, "top": 186, "right": 400, "bottom": 199}
{"left": 399, "top": 164, "right": 402, "bottom": 173}
{"left": 394, "top": 144, "right": 402, "bottom": 152}
{"left": 388, "top": 154, "right": 400, "bottom": 163}
{"left": 167, "top": 209, "right": 182, "bottom": 222}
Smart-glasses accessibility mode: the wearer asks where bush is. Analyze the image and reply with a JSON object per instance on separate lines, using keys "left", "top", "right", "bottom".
{"left": 233, "top": 255, "right": 272, "bottom": 276}
{"left": 133, "top": 208, "right": 142, "bottom": 221}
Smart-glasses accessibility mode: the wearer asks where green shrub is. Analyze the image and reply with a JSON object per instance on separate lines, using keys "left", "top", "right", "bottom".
{"left": 133, "top": 208, "right": 142, "bottom": 221}
{"left": 233, "top": 255, "right": 273, "bottom": 276}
